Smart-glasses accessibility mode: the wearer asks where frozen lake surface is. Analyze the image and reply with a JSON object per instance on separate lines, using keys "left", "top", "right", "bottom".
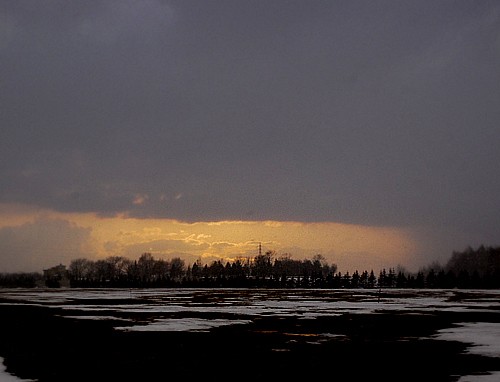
{"left": 1, "top": 288, "right": 499, "bottom": 381}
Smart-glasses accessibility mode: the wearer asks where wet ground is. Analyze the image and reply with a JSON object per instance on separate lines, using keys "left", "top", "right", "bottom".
{"left": 0, "top": 288, "right": 499, "bottom": 381}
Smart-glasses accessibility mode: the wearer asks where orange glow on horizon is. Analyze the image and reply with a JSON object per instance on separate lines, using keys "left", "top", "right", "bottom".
{"left": 0, "top": 203, "right": 421, "bottom": 273}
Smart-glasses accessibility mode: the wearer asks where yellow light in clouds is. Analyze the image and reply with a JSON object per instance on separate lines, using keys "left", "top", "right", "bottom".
{"left": 78, "top": 217, "right": 417, "bottom": 272}
{"left": 0, "top": 203, "right": 420, "bottom": 273}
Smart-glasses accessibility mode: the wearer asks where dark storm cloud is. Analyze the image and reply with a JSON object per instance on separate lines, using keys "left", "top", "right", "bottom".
{"left": 1, "top": 1, "right": 499, "bottom": 239}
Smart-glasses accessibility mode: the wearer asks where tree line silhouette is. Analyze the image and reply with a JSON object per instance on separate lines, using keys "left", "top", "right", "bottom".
{"left": 1, "top": 245, "right": 499, "bottom": 289}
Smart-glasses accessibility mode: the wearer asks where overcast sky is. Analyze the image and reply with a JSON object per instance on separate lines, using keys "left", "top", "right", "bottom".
{"left": 1, "top": 1, "right": 499, "bottom": 272}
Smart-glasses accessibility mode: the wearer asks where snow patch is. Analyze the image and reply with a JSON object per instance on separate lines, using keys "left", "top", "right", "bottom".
{"left": 0, "top": 357, "right": 36, "bottom": 382}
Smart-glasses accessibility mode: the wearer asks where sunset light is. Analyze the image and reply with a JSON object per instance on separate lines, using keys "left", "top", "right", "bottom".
{"left": 1, "top": 2, "right": 499, "bottom": 381}
{"left": 0, "top": 203, "right": 421, "bottom": 273}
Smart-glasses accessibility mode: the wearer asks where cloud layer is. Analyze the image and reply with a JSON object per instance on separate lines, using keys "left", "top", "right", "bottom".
{"left": 1, "top": 2, "right": 499, "bottom": 254}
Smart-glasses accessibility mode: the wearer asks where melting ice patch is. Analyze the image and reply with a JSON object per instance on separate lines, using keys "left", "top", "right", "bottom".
{"left": 434, "top": 322, "right": 500, "bottom": 382}
{"left": 0, "top": 357, "right": 36, "bottom": 382}
{"left": 115, "top": 318, "right": 252, "bottom": 332}
{"left": 456, "top": 371, "right": 500, "bottom": 382}
{"left": 434, "top": 322, "right": 500, "bottom": 358}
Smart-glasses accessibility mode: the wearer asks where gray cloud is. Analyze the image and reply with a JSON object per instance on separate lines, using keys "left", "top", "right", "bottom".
{"left": 0, "top": 218, "right": 93, "bottom": 272}
{"left": 1, "top": 1, "right": 499, "bottom": 244}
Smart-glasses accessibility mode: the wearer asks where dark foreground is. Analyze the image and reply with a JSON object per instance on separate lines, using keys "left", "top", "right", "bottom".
{"left": 1, "top": 290, "right": 500, "bottom": 382}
